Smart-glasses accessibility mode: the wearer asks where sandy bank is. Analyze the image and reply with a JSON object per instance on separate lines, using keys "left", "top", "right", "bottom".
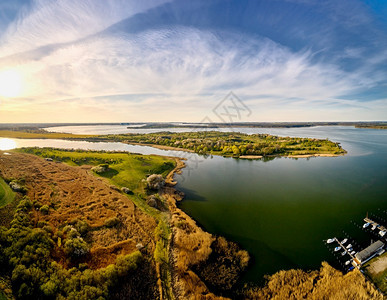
{"left": 239, "top": 155, "right": 263, "bottom": 159}
{"left": 285, "top": 153, "right": 342, "bottom": 158}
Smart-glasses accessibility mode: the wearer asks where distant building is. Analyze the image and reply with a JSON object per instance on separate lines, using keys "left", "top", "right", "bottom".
{"left": 354, "top": 240, "right": 385, "bottom": 265}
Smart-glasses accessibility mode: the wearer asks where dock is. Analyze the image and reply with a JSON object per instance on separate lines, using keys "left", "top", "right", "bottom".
{"left": 334, "top": 238, "right": 357, "bottom": 264}
{"left": 364, "top": 217, "right": 386, "bottom": 232}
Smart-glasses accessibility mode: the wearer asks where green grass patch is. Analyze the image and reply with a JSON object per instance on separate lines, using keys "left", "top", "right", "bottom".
{"left": 362, "top": 252, "right": 387, "bottom": 294}
{"left": 0, "top": 291, "right": 6, "bottom": 300}
{"left": 0, "top": 177, "right": 15, "bottom": 207}
{"left": 16, "top": 147, "right": 175, "bottom": 195}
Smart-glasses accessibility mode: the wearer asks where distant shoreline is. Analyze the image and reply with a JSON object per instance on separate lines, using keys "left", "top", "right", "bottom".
{"left": 0, "top": 121, "right": 386, "bottom": 131}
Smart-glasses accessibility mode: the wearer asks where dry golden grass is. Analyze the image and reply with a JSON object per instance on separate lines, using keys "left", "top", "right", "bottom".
{"left": 244, "top": 262, "right": 383, "bottom": 300}
{"left": 0, "top": 151, "right": 157, "bottom": 269}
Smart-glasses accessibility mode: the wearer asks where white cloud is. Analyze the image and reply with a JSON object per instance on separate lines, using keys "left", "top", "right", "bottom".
{"left": 0, "top": 3, "right": 385, "bottom": 122}
{"left": 0, "top": 0, "right": 170, "bottom": 58}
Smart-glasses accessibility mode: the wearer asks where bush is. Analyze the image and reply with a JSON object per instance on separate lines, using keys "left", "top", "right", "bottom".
{"left": 69, "top": 219, "right": 89, "bottom": 236}
{"left": 115, "top": 251, "right": 142, "bottom": 277}
{"left": 146, "top": 174, "right": 165, "bottom": 190}
{"left": 104, "top": 217, "right": 121, "bottom": 228}
{"left": 39, "top": 205, "right": 49, "bottom": 215}
{"left": 121, "top": 187, "right": 132, "bottom": 194}
{"left": 64, "top": 237, "right": 89, "bottom": 258}
{"left": 91, "top": 164, "right": 109, "bottom": 174}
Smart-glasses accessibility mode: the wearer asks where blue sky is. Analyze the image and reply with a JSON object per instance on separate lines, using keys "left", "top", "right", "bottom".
{"left": 0, "top": 0, "right": 386, "bottom": 122}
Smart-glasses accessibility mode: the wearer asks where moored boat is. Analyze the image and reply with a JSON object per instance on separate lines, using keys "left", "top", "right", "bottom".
{"left": 340, "top": 238, "right": 348, "bottom": 244}
{"left": 334, "top": 246, "right": 341, "bottom": 252}
{"left": 327, "top": 238, "right": 335, "bottom": 244}
{"left": 363, "top": 222, "right": 370, "bottom": 228}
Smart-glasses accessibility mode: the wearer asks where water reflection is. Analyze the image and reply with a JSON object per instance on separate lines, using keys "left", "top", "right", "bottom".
{"left": 0, "top": 138, "right": 17, "bottom": 150}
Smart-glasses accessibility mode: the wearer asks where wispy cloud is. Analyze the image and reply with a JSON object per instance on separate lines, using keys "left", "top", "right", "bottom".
{"left": 0, "top": 0, "right": 170, "bottom": 58}
{"left": 0, "top": 0, "right": 386, "bottom": 122}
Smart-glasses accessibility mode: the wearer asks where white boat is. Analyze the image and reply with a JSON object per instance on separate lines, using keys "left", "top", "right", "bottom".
{"left": 341, "top": 251, "right": 347, "bottom": 256}
{"left": 379, "top": 230, "right": 386, "bottom": 237}
{"left": 327, "top": 238, "right": 335, "bottom": 244}
{"left": 346, "top": 244, "right": 352, "bottom": 249}
{"left": 363, "top": 223, "right": 370, "bottom": 228}
{"left": 335, "top": 246, "right": 341, "bottom": 252}
{"left": 347, "top": 248, "right": 353, "bottom": 252}
{"left": 350, "top": 251, "right": 356, "bottom": 255}
{"left": 340, "top": 238, "right": 348, "bottom": 244}
{"left": 372, "top": 224, "right": 377, "bottom": 230}
{"left": 345, "top": 260, "right": 351, "bottom": 265}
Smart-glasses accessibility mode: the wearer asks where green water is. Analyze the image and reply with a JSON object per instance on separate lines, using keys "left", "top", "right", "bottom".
{"left": 175, "top": 126, "right": 387, "bottom": 282}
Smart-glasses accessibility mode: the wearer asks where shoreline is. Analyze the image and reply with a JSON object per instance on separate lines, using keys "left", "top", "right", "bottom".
{"left": 162, "top": 157, "right": 250, "bottom": 298}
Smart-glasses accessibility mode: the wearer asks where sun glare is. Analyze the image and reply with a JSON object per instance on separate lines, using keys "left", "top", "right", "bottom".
{"left": 0, "top": 138, "right": 17, "bottom": 151}
{"left": 0, "top": 69, "right": 23, "bottom": 98}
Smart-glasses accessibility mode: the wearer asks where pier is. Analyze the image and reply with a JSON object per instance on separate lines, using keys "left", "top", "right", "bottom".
{"left": 364, "top": 217, "right": 386, "bottom": 233}
{"left": 334, "top": 238, "right": 357, "bottom": 265}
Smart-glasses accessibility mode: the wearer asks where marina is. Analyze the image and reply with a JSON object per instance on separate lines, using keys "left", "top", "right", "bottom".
{"left": 364, "top": 217, "right": 387, "bottom": 238}
{"left": 326, "top": 214, "right": 387, "bottom": 272}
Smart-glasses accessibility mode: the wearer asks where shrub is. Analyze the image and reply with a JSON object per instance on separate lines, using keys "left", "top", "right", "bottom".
{"left": 146, "top": 174, "right": 165, "bottom": 190}
{"left": 104, "top": 217, "right": 121, "bottom": 228}
{"left": 91, "top": 164, "right": 109, "bottom": 174}
{"left": 64, "top": 237, "right": 89, "bottom": 258}
{"left": 115, "top": 251, "right": 142, "bottom": 277}
{"left": 39, "top": 205, "right": 49, "bottom": 215}
{"left": 121, "top": 187, "right": 132, "bottom": 194}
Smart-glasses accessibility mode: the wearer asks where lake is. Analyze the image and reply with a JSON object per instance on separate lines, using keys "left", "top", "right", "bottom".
{"left": 1, "top": 125, "right": 387, "bottom": 283}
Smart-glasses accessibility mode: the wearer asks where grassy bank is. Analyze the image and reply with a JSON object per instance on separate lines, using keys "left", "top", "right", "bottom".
{"left": 0, "top": 177, "right": 15, "bottom": 207}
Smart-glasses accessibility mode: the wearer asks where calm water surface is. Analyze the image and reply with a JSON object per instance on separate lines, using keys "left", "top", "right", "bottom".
{"left": 2, "top": 126, "right": 387, "bottom": 282}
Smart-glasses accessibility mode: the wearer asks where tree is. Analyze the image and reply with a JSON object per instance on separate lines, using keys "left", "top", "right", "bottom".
{"left": 146, "top": 174, "right": 165, "bottom": 190}
{"left": 64, "top": 237, "right": 89, "bottom": 258}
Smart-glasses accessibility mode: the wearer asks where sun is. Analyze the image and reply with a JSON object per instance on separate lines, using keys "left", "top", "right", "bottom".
{"left": 0, "top": 69, "right": 23, "bottom": 98}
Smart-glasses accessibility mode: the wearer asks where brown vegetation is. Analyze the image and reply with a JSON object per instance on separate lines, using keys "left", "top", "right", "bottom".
{"left": 0, "top": 152, "right": 157, "bottom": 266}
{"left": 0, "top": 151, "right": 159, "bottom": 297}
{"left": 242, "top": 262, "right": 383, "bottom": 300}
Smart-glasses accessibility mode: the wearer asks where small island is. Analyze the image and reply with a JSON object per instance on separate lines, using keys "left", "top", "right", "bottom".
{"left": 111, "top": 131, "right": 346, "bottom": 158}
{"left": 0, "top": 129, "right": 346, "bottom": 158}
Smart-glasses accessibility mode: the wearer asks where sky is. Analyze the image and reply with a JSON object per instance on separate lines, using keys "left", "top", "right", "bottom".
{"left": 0, "top": 0, "right": 386, "bottom": 123}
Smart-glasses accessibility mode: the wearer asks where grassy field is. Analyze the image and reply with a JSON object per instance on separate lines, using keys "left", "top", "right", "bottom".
{"left": 16, "top": 147, "right": 176, "bottom": 298}
{"left": 17, "top": 147, "right": 174, "bottom": 195}
{"left": 0, "top": 177, "right": 15, "bottom": 207}
{"left": 362, "top": 252, "right": 387, "bottom": 293}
